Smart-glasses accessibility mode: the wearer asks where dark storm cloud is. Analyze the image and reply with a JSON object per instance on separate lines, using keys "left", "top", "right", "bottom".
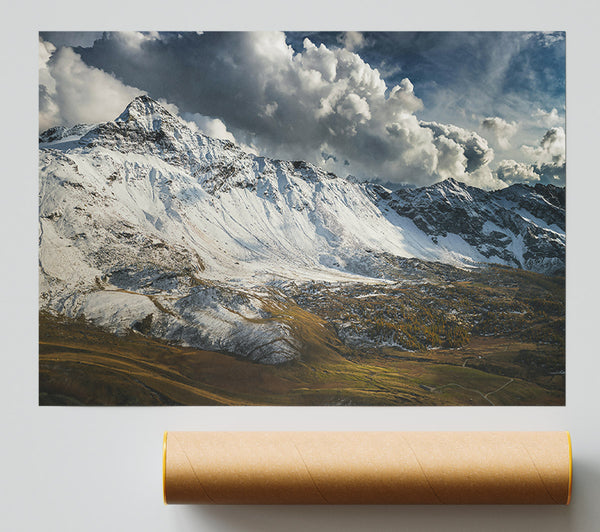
{"left": 74, "top": 32, "right": 289, "bottom": 137}
{"left": 421, "top": 121, "right": 495, "bottom": 174}
{"left": 41, "top": 31, "right": 105, "bottom": 48}
{"left": 64, "top": 31, "right": 508, "bottom": 187}
{"left": 39, "top": 31, "right": 564, "bottom": 188}
{"left": 536, "top": 161, "right": 566, "bottom": 185}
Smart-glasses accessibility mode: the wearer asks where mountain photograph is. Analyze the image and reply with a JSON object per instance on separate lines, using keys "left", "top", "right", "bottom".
{"left": 38, "top": 32, "right": 565, "bottom": 405}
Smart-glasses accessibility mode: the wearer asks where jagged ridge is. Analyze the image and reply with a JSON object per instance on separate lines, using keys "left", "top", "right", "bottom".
{"left": 38, "top": 96, "right": 565, "bottom": 363}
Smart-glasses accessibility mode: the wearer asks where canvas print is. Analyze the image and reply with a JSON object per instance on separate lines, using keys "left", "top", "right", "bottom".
{"left": 39, "top": 32, "right": 565, "bottom": 405}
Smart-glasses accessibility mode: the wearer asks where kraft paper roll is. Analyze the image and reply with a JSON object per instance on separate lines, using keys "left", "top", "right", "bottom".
{"left": 163, "top": 431, "right": 572, "bottom": 505}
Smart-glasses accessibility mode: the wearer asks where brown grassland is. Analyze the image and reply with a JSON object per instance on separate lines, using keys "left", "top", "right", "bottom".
{"left": 39, "top": 263, "right": 564, "bottom": 406}
{"left": 39, "top": 314, "right": 564, "bottom": 406}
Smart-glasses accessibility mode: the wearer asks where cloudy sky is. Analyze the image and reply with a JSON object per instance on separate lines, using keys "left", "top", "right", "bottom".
{"left": 39, "top": 31, "right": 565, "bottom": 189}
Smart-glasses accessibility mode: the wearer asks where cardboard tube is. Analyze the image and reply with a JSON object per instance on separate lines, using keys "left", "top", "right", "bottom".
{"left": 163, "top": 431, "right": 572, "bottom": 505}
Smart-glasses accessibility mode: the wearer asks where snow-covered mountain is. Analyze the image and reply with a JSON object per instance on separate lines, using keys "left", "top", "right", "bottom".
{"left": 39, "top": 96, "right": 565, "bottom": 362}
{"left": 372, "top": 178, "right": 565, "bottom": 275}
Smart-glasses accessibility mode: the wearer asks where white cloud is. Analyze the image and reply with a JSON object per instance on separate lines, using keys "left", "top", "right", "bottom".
{"left": 540, "top": 127, "right": 566, "bottom": 163}
{"left": 468, "top": 166, "right": 507, "bottom": 190}
{"left": 495, "top": 160, "right": 540, "bottom": 185}
{"left": 155, "top": 99, "right": 180, "bottom": 116}
{"left": 535, "top": 31, "right": 565, "bottom": 47}
{"left": 338, "top": 31, "right": 365, "bottom": 52}
{"left": 299, "top": 38, "right": 338, "bottom": 82}
{"left": 422, "top": 122, "right": 494, "bottom": 172}
{"left": 39, "top": 39, "right": 60, "bottom": 131}
{"left": 432, "top": 135, "right": 468, "bottom": 179}
{"left": 230, "top": 34, "right": 447, "bottom": 184}
{"left": 111, "top": 31, "right": 160, "bottom": 51}
{"left": 337, "top": 93, "right": 371, "bottom": 123}
{"left": 481, "top": 116, "right": 518, "bottom": 150}
{"left": 38, "top": 39, "right": 144, "bottom": 131}
{"left": 183, "top": 112, "right": 258, "bottom": 155}
{"left": 494, "top": 128, "right": 566, "bottom": 187}
{"left": 39, "top": 39, "right": 56, "bottom": 92}
{"left": 533, "top": 107, "right": 562, "bottom": 128}
{"left": 420, "top": 121, "right": 507, "bottom": 189}
{"left": 522, "top": 127, "right": 565, "bottom": 166}
{"left": 388, "top": 78, "right": 423, "bottom": 114}
{"left": 522, "top": 127, "right": 566, "bottom": 185}
{"left": 262, "top": 102, "right": 278, "bottom": 117}
{"left": 184, "top": 113, "right": 236, "bottom": 143}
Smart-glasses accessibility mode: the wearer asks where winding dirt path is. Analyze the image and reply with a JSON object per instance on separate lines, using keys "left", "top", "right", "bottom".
{"left": 431, "top": 377, "right": 515, "bottom": 406}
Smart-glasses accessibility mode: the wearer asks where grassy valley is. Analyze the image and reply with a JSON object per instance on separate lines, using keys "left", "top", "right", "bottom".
{"left": 39, "top": 263, "right": 564, "bottom": 406}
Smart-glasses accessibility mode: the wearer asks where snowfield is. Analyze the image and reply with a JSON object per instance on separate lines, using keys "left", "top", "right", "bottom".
{"left": 38, "top": 96, "right": 566, "bottom": 363}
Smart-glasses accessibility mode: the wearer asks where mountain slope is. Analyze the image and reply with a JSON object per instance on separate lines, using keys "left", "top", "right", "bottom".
{"left": 39, "top": 96, "right": 565, "bottom": 363}
{"left": 374, "top": 178, "right": 565, "bottom": 275}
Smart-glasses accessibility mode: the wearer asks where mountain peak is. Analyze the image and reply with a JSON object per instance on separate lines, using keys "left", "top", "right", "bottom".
{"left": 115, "top": 95, "right": 175, "bottom": 132}
{"left": 434, "top": 177, "right": 466, "bottom": 190}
